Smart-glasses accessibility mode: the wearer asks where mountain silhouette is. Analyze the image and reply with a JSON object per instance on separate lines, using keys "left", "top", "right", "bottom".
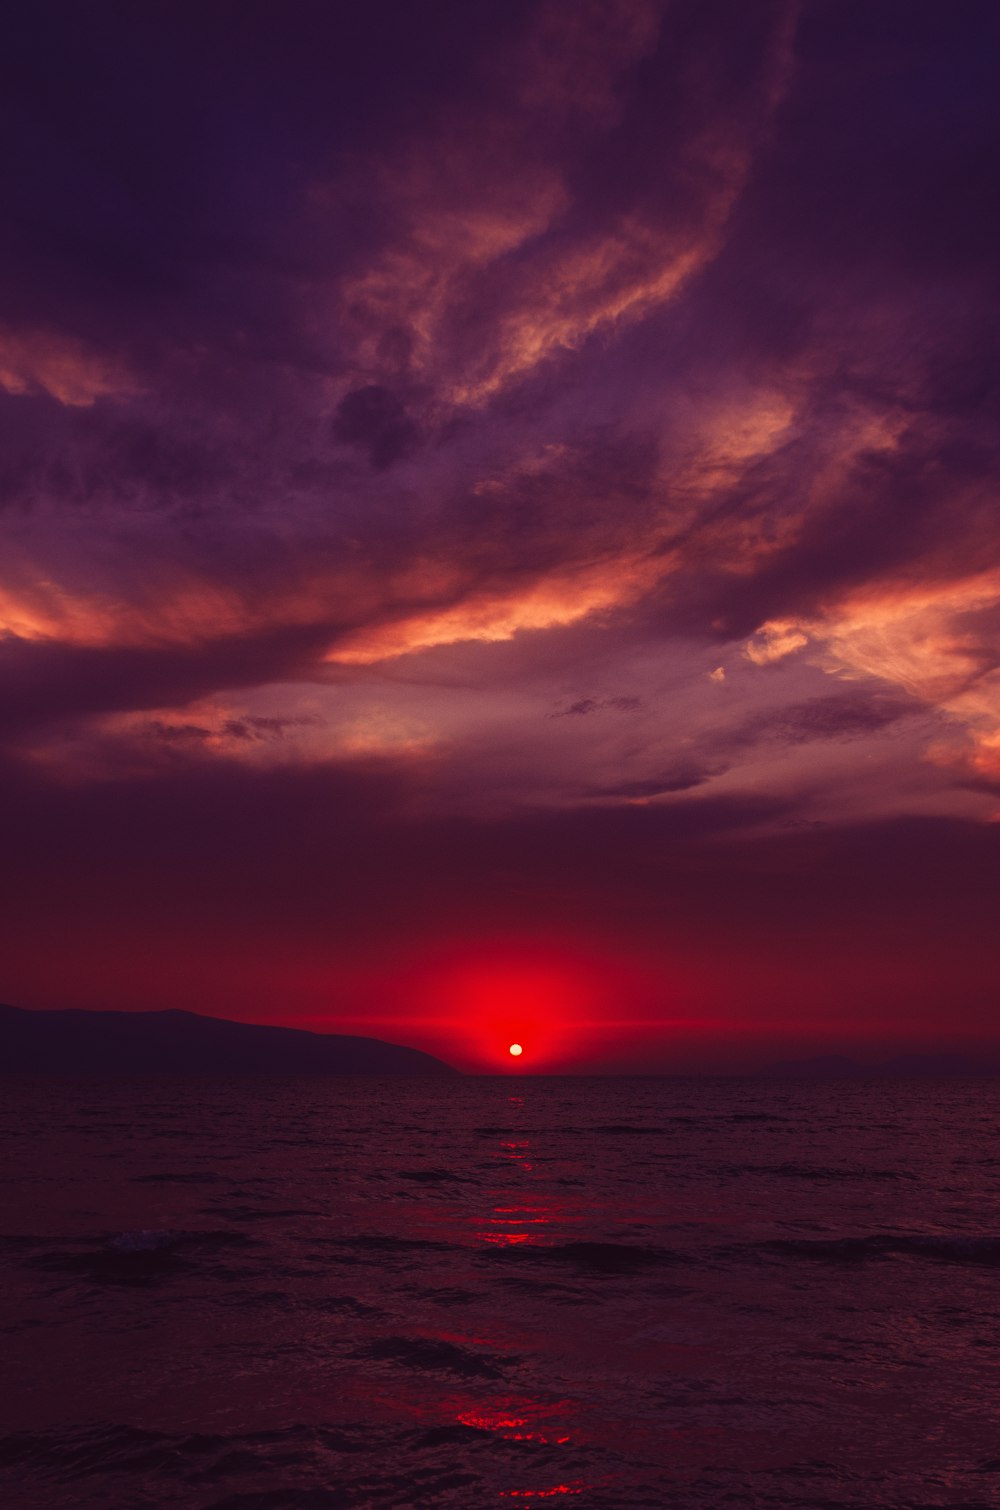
{"left": 0, "top": 1003, "right": 457, "bottom": 1075}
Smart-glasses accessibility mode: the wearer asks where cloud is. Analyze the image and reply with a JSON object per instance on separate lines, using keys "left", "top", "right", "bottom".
{"left": 334, "top": 0, "right": 798, "bottom": 408}
{"left": 0, "top": 326, "right": 139, "bottom": 407}
{"left": 738, "top": 692, "right": 920, "bottom": 748}
{"left": 587, "top": 766, "right": 714, "bottom": 800}
{"left": 325, "top": 553, "right": 663, "bottom": 665}
{"left": 0, "top": 0, "right": 997, "bottom": 853}
{"left": 553, "top": 696, "right": 643, "bottom": 717}
{"left": 742, "top": 572, "right": 1000, "bottom": 781}
{"left": 0, "top": 624, "right": 333, "bottom": 737}
{"left": 332, "top": 385, "right": 420, "bottom": 469}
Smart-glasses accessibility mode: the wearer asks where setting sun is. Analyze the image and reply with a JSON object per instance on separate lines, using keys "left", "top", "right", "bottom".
{"left": 508, "top": 1043, "right": 523, "bottom": 1057}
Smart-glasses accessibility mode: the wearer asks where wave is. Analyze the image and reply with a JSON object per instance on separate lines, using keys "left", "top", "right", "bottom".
{"left": 722, "top": 1163, "right": 916, "bottom": 1182}
{"left": 202, "top": 1495, "right": 349, "bottom": 1509}
{"left": 356, "top": 1333, "right": 512, "bottom": 1379}
{"left": 725, "top": 1113, "right": 791, "bottom": 1123}
{"left": 334, "top": 1234, "right": 457, "bottom": 1255}
{"left": 0, "top": 1422, "right": 189, "bottom": 1476}
{"left": 762, "top": 1234, "right": 1000, "bottom": 1266}
{"left": 305, "top": 1293, "right": 384, "bottom": 1317}
{"left": 107, "top": 1229, "right": 180, "bottom": 1253}
{"left": 488, "top": 1240, "right": 680, "bottom": 1274}
{"left": 110, "top": 1228, "right": 253, "bottom": 1252}
{"left": 476, "top": 1122, "right": 692, "bottom": 1138}
{"left": 132, "top": 1171, "right": 221, "bottom": 1184}
{"left": 0, "top": 1422, "right": 366, "bottom": 1489}
{"left": 22, "top": 1228, "right": 256, "bottom": 1286}
{"left": 196, "top": 1205, "right": 318, "bottom": 1223}
{"left": 396, "top": 1168, "right": 471, "bottom": 1183}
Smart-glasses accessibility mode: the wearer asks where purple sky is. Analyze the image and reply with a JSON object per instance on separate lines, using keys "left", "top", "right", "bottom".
{"left": 1, "top": 1, "right": 998, "bottom": 1070}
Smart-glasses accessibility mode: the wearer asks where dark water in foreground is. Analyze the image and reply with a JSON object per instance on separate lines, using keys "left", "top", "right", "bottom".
{"left": 2, "top": 1078, "right": 1000, "bottom": 1509}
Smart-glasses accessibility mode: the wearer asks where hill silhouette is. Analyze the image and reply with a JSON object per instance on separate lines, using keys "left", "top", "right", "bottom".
{"left": 0, "top": 1003, "right": 457, "bottom": 1075}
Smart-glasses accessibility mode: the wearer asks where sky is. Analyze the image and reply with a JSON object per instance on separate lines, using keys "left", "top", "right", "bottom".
{"left": 1, "top": 0, "right": 998, "bottom": 1072}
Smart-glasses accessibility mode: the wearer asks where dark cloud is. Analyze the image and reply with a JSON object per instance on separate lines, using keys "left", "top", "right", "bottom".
{"left": 0, "top": 1, "right": 534, "bottom": 337}
{"left": 553, "top": 696, "right": 644, "bottom": 717}
{"left": 143, "top": 721, "right": 213, "bottom": 744}
{"left": 109, "top": 714, "right": 322, "bottom": 749}
{"left": 751, "top": 0, "right": 1000, "bottom": 282}
{"left": 739, "top": 693, "right": 922, "bottom": 748}
{"left": 587, "top": 767, "right": 714, "bottom": 799}
{"left": 222, "top": 715, "right": 322, "bottom": 742}
{"left": 333, "top": 386, "right": 420, "bottom": 469}
{"left": 0, "top": 625, "right": 333, "bottom": 737}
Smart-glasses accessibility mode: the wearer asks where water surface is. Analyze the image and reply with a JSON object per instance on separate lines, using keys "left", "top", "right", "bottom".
{"left": 2, "top": 1076, "right": 999, "bottom": 1507}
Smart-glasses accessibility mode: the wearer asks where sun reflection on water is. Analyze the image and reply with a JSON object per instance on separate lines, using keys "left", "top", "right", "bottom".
{"left": 498, "top": 1487, "right": 587, "bottom": 1499}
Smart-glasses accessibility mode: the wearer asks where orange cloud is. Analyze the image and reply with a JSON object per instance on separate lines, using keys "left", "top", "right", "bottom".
{"left": 0, "top": 573, "right": 255, "bottom": 650}
{"left": 0, "top": 369, "right": 821, "bottom": 673}
{"left": 326, "top": 551, "right": 669, "bottom": 665}
{"left": 0, "top": 326, "right": 138, "bottom": 407}
{"left": 11, "top": 686, "right": 440, "bottom": 784}
{"left": 745, "top": 570, "right": 1000, "bottom": 785}
{"left": 0, "top": 545, "right": 383, "bottom": 654}
{"left": 745, "top": 620, "right": 810, "bottom": 665}
{"left": 446, "top": 217, "right": 722, "bottom": 407}
{"left": 335, "top": 0, "right": 797, "bottom": 408}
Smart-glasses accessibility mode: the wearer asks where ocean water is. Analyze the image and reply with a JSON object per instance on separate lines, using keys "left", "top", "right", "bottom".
{"left": 2, "top": 1076, "right": 1000, "bottom": 1509}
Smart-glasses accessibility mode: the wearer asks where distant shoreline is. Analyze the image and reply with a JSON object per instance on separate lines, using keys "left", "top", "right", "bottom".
{"left": 0, "top": 1003, "right": 458, "bottom": 1076}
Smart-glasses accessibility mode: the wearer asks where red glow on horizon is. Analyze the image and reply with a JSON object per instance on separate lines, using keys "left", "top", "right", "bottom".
{"left": 85, "top": 927, "right": 1000, "bottom": 1076}
{"left": 337, "top": 937, "right": 672, "bottom": 1072}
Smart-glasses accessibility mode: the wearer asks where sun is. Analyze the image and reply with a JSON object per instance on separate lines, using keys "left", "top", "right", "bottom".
{"left": 508, "top": 1043, "right": 523, "bottom": 1057}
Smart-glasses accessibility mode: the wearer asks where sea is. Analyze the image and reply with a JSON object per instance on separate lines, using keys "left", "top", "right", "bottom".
{"left": 2, "top": 1075, "right": 999, "bottom": 1509}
